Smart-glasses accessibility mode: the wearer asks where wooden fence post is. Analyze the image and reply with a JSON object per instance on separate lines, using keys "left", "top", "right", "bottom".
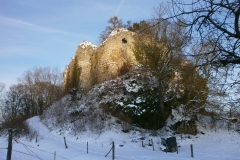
{"left": 191, "top": 144, "right": 194, "bottom": 158}
{"left": 112, "top": 141, "right": 115, "bottom": 160}
{"left": 176, "top": 142, "right": 178, "bottom": 154}
{"left": 64, "top": 137, "right": 68, "bottom": 148}
{"left": 87, "top": 142, "right": 88, "bottom": 154}
{"left": 54, "top": 151, "right": 56, "bottom": 160}
{"left": 36, "top": 135, "right": 38, "bottom": 143}
{"left": 6, "top": 129, "right": 13, "bottom": 160}
{"left": 165, "top": 143, "right": 168, "bottom": 153}
{"left": 151, "top": 139, "right": 154, "bottom": 151}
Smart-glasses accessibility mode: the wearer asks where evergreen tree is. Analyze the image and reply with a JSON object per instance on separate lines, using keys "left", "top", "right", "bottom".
{"left": 121, "top": 88, "right": 165, "bottom": 130}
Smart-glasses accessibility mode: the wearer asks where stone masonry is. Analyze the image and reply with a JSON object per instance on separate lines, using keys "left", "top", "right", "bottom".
{"left": 64, "top": 28, "right": 138, "bottom": 91}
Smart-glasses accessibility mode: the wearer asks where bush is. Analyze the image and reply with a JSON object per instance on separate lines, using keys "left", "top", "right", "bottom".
{"left": 1, "top": 115, "right": 38, "bottom": 140}
{"left": 2, "top": 115, "right": 29, "bottom": 130}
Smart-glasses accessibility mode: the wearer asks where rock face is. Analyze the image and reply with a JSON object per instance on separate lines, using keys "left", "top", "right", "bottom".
{"left": 64, "top": 28, "right": 137, "bottom": 91}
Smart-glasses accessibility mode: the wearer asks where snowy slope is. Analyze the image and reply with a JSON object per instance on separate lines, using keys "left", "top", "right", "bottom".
{"left": 0, "top": 116, "right": 240, "bottom": 160}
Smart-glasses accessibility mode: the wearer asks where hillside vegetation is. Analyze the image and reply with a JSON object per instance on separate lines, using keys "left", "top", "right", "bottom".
{"left": 41, "top": 67, "right": 208, "bottom": 135}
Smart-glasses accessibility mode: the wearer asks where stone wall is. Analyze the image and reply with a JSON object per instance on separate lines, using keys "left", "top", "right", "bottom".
{"left": 64, "top": 29, "right": 138, "bottom": 91}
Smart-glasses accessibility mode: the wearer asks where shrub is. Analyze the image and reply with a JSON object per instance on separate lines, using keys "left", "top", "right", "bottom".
{"left": 1, "top": 115, "right": 38, "bottom": 140}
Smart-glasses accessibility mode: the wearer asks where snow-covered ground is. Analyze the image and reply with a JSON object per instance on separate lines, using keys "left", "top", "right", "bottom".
{"left": 0, "top": 116, "right": 240, "bottom": 160}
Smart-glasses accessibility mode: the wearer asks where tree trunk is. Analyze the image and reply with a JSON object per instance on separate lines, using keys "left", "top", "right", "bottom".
{"left": 158, "top": 78, "right": 165, "bottom": 119}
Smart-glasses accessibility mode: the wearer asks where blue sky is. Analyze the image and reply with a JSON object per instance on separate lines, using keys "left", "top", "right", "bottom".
{"left": 0, "top": 0, "right": 161, "bottom": 89}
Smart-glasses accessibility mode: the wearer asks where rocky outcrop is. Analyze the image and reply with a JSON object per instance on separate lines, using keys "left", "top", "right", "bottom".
{"left": 64, "top": 28, "right": 138, "bottom": 91}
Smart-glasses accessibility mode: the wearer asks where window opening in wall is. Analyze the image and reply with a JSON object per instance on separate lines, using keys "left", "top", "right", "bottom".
{"left": 122, "top": 38, "right": 127, "bottom": 46}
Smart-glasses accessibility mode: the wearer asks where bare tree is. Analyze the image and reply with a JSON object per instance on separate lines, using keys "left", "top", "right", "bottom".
{"left": 0, "top": 82, "right": 5, "bottom": 104}
{"left": 4, "top": 84, "right": 25, "bottom": 119}
{"left": 99, "top": 16, "right": 123, "bottom": 43}
{"left": 169, "top": 0, "right": 240, "bottom": 122}
{"left": 0, "top": 82, "right": 5, "bottom": 120}
{"left": 133, "top": 6, "right": 189, "bottom": 119}
{"left": 170, "top": 0, "right": 240, "bottom": 66}
{"left": 0, "top": 82, "right": 4, "bottom": 93}
{"left": 3, "top": 67, "right": 63, "bottom": 119}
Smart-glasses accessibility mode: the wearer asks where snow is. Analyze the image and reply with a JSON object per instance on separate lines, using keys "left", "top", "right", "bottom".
{"left": 136, "top": 97, "right": 144, "bottom": 103}
{"left": 169, "top": 105, "right": 191, "bottom": 124}
{"left": 102, "top": 28, "right": 129, "bottom": 45}
{"left": 0, "top": 116, "right": 240, "bottom": 160}
{"left": 79, "top": 41, "right": 98, "bottom": 50}
{"left": 123, "top": 79, "right": 142, "bottom": 92}
{"left": 0, "top": 71, "right": 239, "bottom": 160}
{"left": 116, "top": 101, "right": 124, "bottom": 106}
{"left": 109, "top": 28, "right": 128, "bottom": 37}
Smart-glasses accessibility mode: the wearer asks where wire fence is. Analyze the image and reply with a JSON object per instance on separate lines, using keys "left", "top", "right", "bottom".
{"left": 1, "top": 136, "right": 159, "bottom": 160}
{"left": 16, "top": 139, "right": 121, "bottom": 159}
{"left": 1, "top": 136, "right": 173, "bottom": 160}
{"left": 13, "top": 149, "right": 43, "bottom": 159}
{"left": 1, "top": 138, "right": 120, "bottom": 160}
{"left": 16, "top": 140, "right": 70, "bottom": 160}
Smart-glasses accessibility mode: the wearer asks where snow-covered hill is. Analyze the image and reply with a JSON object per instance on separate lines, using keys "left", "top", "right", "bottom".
{"left": 0, "top": 116, "right": 240, "bottom": 160}
{"left": 1, "top": 70, "right": 239, "bottom": 160}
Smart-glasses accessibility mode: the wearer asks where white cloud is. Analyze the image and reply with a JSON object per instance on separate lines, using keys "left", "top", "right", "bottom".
{"left": 0, "top": 14, "right": 79, "bottom": 36}
{"left": 115, "top": 0, "right": 125, "bottom": 16}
